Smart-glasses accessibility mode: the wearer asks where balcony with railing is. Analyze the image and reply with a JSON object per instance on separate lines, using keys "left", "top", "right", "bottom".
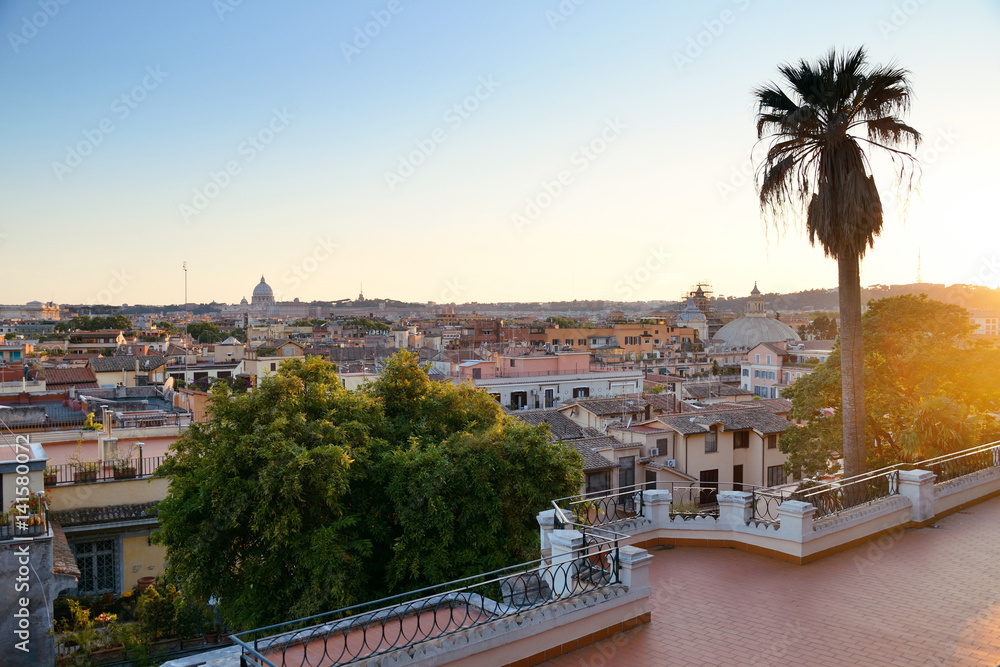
{"left": 44, "top": 454, "right": 166, "bottom": 485}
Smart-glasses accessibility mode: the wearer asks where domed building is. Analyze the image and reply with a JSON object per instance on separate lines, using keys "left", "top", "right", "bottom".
{"left": 252, "top": 276, "right": 275, "bottom": 306}
{"left": 714, "top": 283, "right": 800, "bottom": 350}
{"left": 676, "top": 297, "right": 708, "bottom": 341}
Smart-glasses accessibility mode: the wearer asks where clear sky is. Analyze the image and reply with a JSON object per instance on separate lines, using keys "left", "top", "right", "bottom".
{"left": 1, "top": 0, "right": 998, "bottom": 307}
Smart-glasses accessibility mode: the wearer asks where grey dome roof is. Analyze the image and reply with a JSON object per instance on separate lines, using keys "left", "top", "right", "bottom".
{"left": 677, "top": 297, "right": 706, "bottom": 322}
{"left": 715, "top": 315, "right": 800, "bottom": 349}
{"left": 253, "top": 276, "right": 273, "bottom": 297}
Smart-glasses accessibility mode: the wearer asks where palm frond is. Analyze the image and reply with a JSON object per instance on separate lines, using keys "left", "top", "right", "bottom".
{"left": 752, "top": 46, "right": 919, "bottom": 258}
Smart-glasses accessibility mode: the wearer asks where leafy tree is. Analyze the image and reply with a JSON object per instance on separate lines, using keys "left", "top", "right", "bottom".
{"left": 343, "top": 318, "right": 391, "bottom": 334}
{"left": 154, "top": 352, "right": 581, "bottom": 630}
{"left": 755, "top": 47, "right": 920, "bottom": 477}
{"left": 156, "top": 321, "right": 180, "bottom": 335}
{"left": 781, "top": 295, "right": 1000, "bottom": 478}
{"left": 186, "top": 322, "right": 224, "bottom": 344}
{"left": 55, "top": 314, "right": 133, "bottom": 332}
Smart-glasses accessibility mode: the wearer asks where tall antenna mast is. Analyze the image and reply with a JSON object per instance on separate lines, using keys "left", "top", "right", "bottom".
{"left": 183, "top": 261, "right": 189, "bottom": 384}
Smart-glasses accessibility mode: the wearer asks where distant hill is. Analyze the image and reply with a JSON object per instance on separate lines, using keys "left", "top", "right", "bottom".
{"left": 713, "top": 283, "right": 1000, "bottom": 315}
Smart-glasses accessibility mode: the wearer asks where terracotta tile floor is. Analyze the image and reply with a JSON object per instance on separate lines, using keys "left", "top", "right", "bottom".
{"left": 544, "top": 497, "right": 1000, "bottom": 667}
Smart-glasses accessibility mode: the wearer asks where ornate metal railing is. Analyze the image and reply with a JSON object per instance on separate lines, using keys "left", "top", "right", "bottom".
{"left": 750, "top": 488, "right": 796, "bottom": 525}
{"left": 659, "top": 481, "right": 760, "bottom": 519}
{"left": 234, "top": 540, "right": 621, "bottom": 667}
{"left": 45, "top": 455, "right": 165, "bottom": 485}
{"left": 552, "top": 484, "right": 645, "bottom": 529}
{"left": 796, "top": 469, "right": 900, "bottom": 519}
{"left": 912, "top": 441, "right": 1000, "bottom": 484}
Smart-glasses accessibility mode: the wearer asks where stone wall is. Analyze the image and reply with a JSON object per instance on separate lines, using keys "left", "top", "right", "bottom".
{"left": 0, "top": 534, "right": 77, "bottom": 667}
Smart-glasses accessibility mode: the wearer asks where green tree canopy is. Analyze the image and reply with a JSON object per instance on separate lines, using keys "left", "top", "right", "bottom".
{"left": 54, "top": 314, "right": 133, "bottom": 332}
{"left": 186, "top": 322, "right": 224, "bottom": 343}
{"left": 154, "top": 352, "right": 582, "bottom": 630}
{"left": 781, "top": 295, "right": 1000, "bottom": 478}
{"left": 155, "top": 321, "right": 181, "bottom": 335}
{"left": 343, "top": 318, "right": 391, "bottom": 333}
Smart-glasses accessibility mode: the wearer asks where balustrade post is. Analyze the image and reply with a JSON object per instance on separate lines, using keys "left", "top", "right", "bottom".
{"left": 548, "top": 529, "right": 584, "bottom": 597}
{"left": 537, "top": 509, "right": 556, "bottom": 559}
{"left": 775, "top": 500, "right": 816, "bottom": 542}
{"left": 898, "top": 469, "right": 936, "bottom": 523}
{"left": 617, "top": 545, "right": 653, "bottom": 594}
{"left": 641, "top": 489, "right": 672, "bottom": 527}
{"left": 717, "top": 490, "right": 753, "bottom": 527}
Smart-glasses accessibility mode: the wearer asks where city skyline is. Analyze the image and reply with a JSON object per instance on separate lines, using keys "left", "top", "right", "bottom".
{"left": 1, "top": 1, "right": 998, "bottom": 305}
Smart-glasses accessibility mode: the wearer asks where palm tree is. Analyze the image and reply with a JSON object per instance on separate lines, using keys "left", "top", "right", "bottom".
{"left": 753, "top": 47, "right": 920, "bottom": 478}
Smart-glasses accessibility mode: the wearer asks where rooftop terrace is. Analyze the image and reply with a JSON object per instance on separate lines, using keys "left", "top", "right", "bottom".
{"left": 543, "top": 494, "right": 1000, "bottom": 666}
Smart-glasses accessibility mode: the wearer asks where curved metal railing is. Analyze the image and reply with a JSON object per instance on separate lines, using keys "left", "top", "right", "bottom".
{"left": 235, "top": 539, "right": 621, "bottom": 667}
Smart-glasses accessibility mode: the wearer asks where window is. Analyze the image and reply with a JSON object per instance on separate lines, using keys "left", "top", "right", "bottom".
{"left": 767, "top": 435, "right": 778, "bottom": 449}
{"left": 755, "top": 354, "right": 760, "bottom": 363}
{"left": 655, "top": 437, "right": 669, "bottom": 455}
{"left": 766, "top": 354, "right": 771, "bottom": 364}
{"left": 742, "top": 369, "right": 749, "bottom": 376}
{"left": 472, "top": 368, "right": 481, "bottom": 379}
{"left": 510, "top": 358, "right": 516, "bottom": 367}
{"left": 73, "top": 538, "right": 118, "bottom": 595}
{"left": 270, "top": 362, "right": 277, "bottom": 371}
{"left": 733, "top": 431, "right": 750, "bottom": 449}
{"left": 705, "top": 428, "right": 717, "bottom": 453}
{"left": 733, "top": 464, "right": 744, "bottom": 491}
{"left": 586, "top": 471, "right": 611, "bottom": 495}
{"left": 552, "top": 339, "right": 560, "bottom": 345}
{"left": 544, "top": 388, "right": 555, "bottom": 408}
{"left": 573, "top": 387, "right": 590, "bottom": 398}
{"left": 619, "top": 456, "right": 635, "bottom": 490}
{"left": 654, "top": 339, "right": 660, "bottom": 345}
{"left": 767, "top": 465, "right": 786, "bottom": 487}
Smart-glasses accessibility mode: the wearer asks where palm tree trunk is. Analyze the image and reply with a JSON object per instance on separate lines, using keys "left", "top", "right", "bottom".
{"left": 838, "top": 253, "right": 867, "bottom": 477}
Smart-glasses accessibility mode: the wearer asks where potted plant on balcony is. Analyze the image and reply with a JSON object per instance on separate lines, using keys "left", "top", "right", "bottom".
{"left": 137, "top": 583, "right": 181, "bottom": 654}
{"left": 69, "top": 441, "right": 100, "bottom": 483}
{"left": 44, "top": 465, "right": 58, "bottom": 487}
{"left": 88, "top": 613, "right": 125, "bottom": 665}
{"left": 112, "top": 444, "right": 138, "bottom": 479}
